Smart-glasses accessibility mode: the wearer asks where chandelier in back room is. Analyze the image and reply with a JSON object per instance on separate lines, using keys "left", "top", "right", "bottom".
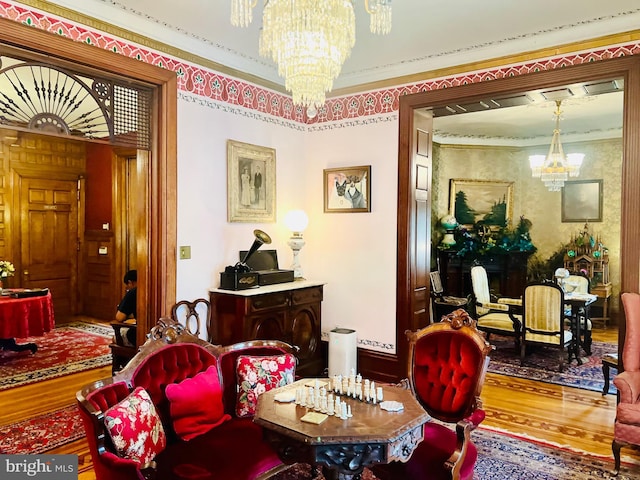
{"left": 230, "top": 0, "right": 392, "bottom": 113}
{"left": 529, "top": 99, "right": 585, "bottom": 192}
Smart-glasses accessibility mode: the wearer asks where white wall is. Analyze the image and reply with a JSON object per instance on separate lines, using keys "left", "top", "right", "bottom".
{"left": 175, "top": 93, "right": 402, "bottom": 353}
{"left": 305, "top": 116, "right": 400, "bottom": 353}
{"left": 175, "top": 93, "right": 307, "bottom": 300}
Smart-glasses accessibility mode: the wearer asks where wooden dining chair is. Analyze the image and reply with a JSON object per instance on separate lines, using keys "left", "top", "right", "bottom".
{"left": 171, "top": 298, "right": 212, "bottom": 341}
{"left": 430, "top": 271, "right": 470, "bottom": 321}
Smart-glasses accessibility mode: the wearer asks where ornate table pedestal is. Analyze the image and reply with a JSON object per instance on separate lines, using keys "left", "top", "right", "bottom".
{"left": 254, "top": 379, "right": 430, "bottom": 480}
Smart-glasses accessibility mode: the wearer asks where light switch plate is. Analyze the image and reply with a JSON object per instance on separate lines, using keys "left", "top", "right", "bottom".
{"left": 179, "top": 246, "right": 191, "bottom": 259}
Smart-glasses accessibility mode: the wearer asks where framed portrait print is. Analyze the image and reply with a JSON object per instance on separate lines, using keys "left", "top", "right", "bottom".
{"left": 227, "top": 140, "right": 276, "bottom": 223}
{"left": 561, "top": 179, "right": 603, "bottom": 222}
{"left": 449, "top": 179, "right": 514, "bottom": 229}
{"left": 323, "top": 165, "right": 371, "bottom": 213}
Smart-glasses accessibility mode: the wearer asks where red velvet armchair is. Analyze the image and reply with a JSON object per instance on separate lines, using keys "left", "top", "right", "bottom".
{"left": 612, "top": 292, "right": 640, "bottom": 476}
{"left": 374, "top": 309, "right": 493, "bottom": 480}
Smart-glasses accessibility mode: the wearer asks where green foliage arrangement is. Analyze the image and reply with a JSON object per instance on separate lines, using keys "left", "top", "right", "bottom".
{"left": 439, "top": 216, "right": 537, "bottom": 258}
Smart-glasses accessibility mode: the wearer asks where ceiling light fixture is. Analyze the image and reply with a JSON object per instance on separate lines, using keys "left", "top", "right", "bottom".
{"left": 529, "top": 100, "right": 585, "bottom": 192}
{"left": 231, "top": 0, "right": 392, "bottom": 110}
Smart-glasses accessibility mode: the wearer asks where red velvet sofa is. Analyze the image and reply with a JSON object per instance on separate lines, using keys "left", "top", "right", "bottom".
{"left": 77, "top": 318, "right": 297, "bottom": 480}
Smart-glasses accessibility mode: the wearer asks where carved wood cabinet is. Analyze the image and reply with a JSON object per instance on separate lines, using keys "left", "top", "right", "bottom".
{"left": 209, "top": 281, "right": 324, "bottom": 377}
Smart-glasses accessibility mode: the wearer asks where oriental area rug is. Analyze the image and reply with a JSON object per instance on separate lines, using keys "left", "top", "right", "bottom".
{"left": 273, "top": 428, "right": 638, "bottom": 480}
{"left": 0, "top": 321, "right": 112, "bottom": 390}
{"left": 0, "top": 405, "right": 84, "bottom": 454}
{"left": 485, "top": 336, "right": 617, "bottom": 394}
{"left": 4, "top": 403, "right": 637, "bottom": 478}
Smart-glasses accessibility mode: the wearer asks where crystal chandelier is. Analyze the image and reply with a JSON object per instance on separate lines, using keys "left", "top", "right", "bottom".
{"left": 529, "top": 100, "right": 585, "bottom": 192}
{"left": 231, "top": 0, "right": 392, "bottom": 111}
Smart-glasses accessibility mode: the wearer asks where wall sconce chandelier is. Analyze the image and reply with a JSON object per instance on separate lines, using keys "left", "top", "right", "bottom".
{"left": 231, "top": 0, "right": 392, "bottom": 112}
{"left": 529, "top": 100, "right": 585, "bottom": 192}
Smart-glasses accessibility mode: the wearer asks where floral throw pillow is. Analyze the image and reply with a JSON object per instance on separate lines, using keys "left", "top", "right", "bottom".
{"left": 104, "top": 386, "right": 167, "bottom": 466}
{"left": 236, "top": 353, "right": 296, "bottom": 418}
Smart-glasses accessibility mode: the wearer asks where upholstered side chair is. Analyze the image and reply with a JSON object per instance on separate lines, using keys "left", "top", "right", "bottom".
{"left": 520, "top": 282, "right": 572, "bottom": 372}
{"left": 373, "top": 308, "right": 493, "bottom": 480}
{"left": 612, "top": 292, "right": 640, "bottom": 476}
{"left": 470, "top": 264, "right": 522, "bottom": 349}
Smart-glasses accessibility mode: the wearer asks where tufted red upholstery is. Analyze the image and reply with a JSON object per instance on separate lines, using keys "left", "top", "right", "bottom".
{"left": 77, "top": 335, "right": 291, "bottom": 480}
{"left": 86, "top": 381, "right": 131, "bottom": 413}
{"left": 131, "top": 343, "right": 217, "bottom": 432}
{"left": 412, "top": 331, "right": 483, "bottom": 422}
{"left": 373, "top": 309, "right": 491, "bottom": 480}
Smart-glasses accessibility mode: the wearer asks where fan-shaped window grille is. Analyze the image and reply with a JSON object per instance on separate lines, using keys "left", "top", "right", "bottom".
{"left": 0, "top": 56, "right": 152, "bottom": 149}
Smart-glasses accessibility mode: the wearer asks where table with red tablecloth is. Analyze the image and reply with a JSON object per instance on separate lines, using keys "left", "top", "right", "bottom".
{"left": 0, "top": 292, "right": 55, "bottom": 353}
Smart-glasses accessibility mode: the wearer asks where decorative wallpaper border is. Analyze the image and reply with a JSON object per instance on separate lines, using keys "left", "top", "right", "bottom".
{"left": 3, "top": 1, "right": 640, "bottom": 128}
{"left": 320, "top": 331, "right": 395, "bottom": 351}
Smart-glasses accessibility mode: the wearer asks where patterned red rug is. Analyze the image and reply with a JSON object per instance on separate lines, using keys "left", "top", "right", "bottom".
{"left": 0, "top": 322, "right": 112, "bottom": 390}
{"left": 0, "top": 405, "right": 84, "bottom": 454}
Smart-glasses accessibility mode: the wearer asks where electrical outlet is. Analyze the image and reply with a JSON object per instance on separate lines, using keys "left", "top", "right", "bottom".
{"left": 179, "top": 246, "right": 191, "bottom": 259}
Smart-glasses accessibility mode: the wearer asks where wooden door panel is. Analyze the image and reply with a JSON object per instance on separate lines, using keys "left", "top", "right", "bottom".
{"left": 21, "top": 177, "right": 78, "bottom": 321}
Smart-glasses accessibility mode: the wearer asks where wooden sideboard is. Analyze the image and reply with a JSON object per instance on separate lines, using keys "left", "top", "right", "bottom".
{"left": 209, "top": 280, "right": 324, "bottom": 377}
{"left": 437, "top": 250, "right": 532, "bottom": 299}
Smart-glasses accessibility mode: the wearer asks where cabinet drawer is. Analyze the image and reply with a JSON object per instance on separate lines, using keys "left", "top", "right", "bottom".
{"left": 292, "top": 287, "right": 323, "bottom": 306}
{"left": 249, "top": 293, "right": 289, "bottom": 312}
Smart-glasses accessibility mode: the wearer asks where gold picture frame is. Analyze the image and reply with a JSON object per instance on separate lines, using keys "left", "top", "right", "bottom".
{"left": 561, "top": 179, "right": 603, "bottom": 222}
{"left": 323, "top": 165, "right": 371, "bottom": 213}
{"left": 449, "top": 179, "right": 514, "bottom": 228}
{"left": 227, "top": 140, "right": 276, "bottom": 223}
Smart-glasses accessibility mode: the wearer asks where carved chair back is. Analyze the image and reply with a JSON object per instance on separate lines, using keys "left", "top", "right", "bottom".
{"left": 171, "top": 298, "right": 212, "bottom": 341}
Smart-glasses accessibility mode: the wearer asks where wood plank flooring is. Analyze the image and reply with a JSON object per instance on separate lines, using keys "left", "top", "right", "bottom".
{"left": 1, "top": 323, "right": 636, "bottom": 479}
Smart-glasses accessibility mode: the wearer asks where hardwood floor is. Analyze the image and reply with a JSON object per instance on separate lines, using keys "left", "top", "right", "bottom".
{"left": 2, "top": 323, "right": 636, "bottom": 479}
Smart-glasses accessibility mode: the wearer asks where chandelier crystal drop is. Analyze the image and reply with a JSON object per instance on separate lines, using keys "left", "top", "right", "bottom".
{"left": 259, "top": 0, "right": 355, "bottom": 109}
{"left": 230, "top": 0, "right": 256, "bottom": 27}
{"left": 366, "top": 0, "right": 392, "bottom": 35}
{"left": 230, "top": 0, "right": 392, "bottom": 110}
{"left": 529, "top": 100, "right": 585, "bottom": 192}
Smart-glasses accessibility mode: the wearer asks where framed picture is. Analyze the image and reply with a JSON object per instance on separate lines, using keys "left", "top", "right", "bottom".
{"left": 561, "top": 179, "right": 603, "bottom": 222}
{"left": 227, "top": 140, "right": 276, "bottom": 223}
{"left": 449, "top": 179, "right": 514, "bottom": 228}
{"left": 323, "top": 166, "right": 371, "bottom": 213}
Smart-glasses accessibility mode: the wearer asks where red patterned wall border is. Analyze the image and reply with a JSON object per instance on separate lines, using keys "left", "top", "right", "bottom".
{"left": 2, "top": 1, "right": 640, "bottom": 125}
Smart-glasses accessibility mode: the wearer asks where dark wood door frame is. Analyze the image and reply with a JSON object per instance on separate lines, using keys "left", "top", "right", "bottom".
{"left": 386, "top": 56, "right": 640, "bottom": 380}
{"left": 1, "top": 18, "right": 178, "bottom": 341}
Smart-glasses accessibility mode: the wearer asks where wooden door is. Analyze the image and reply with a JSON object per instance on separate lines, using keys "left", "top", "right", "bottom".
{"left": 20, "top": 177, "right": 79, "bottom": 321}
{"left": 406, "top": 111, "right": 433, "bottom": 332}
